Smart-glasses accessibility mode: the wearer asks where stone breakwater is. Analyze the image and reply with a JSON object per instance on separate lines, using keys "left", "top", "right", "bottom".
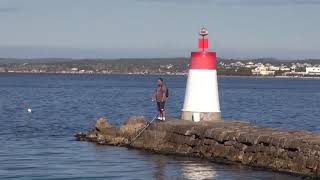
{"left": 75, "top": 116, "right": 320, "bottom": 178}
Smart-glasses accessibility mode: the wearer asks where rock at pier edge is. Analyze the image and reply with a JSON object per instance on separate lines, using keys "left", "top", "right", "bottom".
{"left": 75, "top": 116, "right": 320, "bottom": 178}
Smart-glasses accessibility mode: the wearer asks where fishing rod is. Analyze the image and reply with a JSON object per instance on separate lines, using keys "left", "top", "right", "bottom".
{"left": 129, "top": 113, "right": 159, "bottom": 145}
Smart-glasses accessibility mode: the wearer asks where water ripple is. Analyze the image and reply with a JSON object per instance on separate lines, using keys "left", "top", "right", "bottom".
{"left": 0, "top": 74, "right": 308, "bottom": 179}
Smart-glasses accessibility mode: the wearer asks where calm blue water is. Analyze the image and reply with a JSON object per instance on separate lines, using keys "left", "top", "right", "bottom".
{"left": 1, "top": 73, "right": 319, "bottom": 179}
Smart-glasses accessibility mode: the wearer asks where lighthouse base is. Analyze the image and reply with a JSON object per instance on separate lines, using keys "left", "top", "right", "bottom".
{"left": 181, "top": 111, "right": 221, "bottom": 122}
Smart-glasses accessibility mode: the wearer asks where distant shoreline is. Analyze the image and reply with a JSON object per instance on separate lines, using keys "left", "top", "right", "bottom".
{"left": 2, "top": 57, "right": 320, "bottom": 78}
{"left": 2, "top": 72, "right": 320, "bottom": 80}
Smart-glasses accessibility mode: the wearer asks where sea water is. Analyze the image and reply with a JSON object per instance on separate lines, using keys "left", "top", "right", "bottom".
{"left": 2, "top": 73, "right": 317, "bottom": 179}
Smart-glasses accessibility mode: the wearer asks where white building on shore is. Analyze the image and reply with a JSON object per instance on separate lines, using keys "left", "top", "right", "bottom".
{"left": 251, "top": 65, "right": 275, "bottom": 76}
{"left": 306, "top": 67, "right": 320, "bottom": 75}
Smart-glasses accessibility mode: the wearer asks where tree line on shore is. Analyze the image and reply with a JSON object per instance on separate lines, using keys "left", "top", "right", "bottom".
{"left": 0, "top": 57, "right": 319, "bottom": 76}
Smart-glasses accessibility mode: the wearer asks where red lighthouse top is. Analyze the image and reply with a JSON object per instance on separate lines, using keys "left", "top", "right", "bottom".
{"left": 189, "top": 27, "right": 217, "bottom": 70}
{"left": 198, "top": 27, "right": 209, "bottom": 51}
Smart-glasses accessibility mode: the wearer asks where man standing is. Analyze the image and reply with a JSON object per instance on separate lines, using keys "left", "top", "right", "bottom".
{"left": 152, "top": 78, "right": 167, "bottom": 121}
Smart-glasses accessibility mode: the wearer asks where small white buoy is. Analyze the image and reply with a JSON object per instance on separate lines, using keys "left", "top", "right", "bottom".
{"left": 27, "top": 108, "right": 32, "bottom": 113}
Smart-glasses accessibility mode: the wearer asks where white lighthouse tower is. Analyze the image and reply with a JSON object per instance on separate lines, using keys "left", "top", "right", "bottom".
{"left": 181, "top": 27, "right": 221, "bottom": 122}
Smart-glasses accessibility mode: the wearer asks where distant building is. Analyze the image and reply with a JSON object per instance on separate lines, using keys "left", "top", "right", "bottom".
{"left": 280, "top": 66, "right": 290, "bottom": 71}
{"left": 71, "top": 68, "right": 78, "bottom": 71}
{"left": 306, "top": 67, "right": 320, "bottom": 75}
{"left": 230, "top": 61, "right": 245, "bottom": 67}
{"left": 269, "top": 66, "right": 280, "bottom": 71}
{"left": 259, "top": 70, "right": 275, "bottom": 76}
{"left": 245, "top": 61, "right": 257, "bottom": 68}
{"left": 283, "top": 71, "right": 306, "bottom": 76}
{"left": 252, "top": 66, "right": 275, "bottom": 76}
{"left": 167, "top": 64, "right": 174, "bottom": 69}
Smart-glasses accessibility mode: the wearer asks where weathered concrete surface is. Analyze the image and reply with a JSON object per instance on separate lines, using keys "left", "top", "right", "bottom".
{"left": 75, "top": 116, "right": 320, "bottom": 178}
{"left": 181, "top": 111, "right": 221, "bottom": 121}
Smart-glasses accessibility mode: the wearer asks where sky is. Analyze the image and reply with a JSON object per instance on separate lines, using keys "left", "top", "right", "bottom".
{"left": 0, "top": 0, "right": 319, "bottom": 59}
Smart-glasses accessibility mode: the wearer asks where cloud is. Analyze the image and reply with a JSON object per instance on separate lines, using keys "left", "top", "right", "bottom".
{"left": 0, "top": 8, "right": 19, "bottom": 13}
{"left": 136, "top": 0, "right": 320, "bottom": 6}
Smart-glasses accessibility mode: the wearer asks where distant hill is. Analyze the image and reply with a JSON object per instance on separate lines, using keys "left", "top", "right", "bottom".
{"left": 0, "top": 57, "right": 190, "bottom": 65}
{"left": 1, "top": 57, "right": 320, "bottom": 76}
{"left": 1, "top": 57, "right": 320, "bottom": 65}
{"left": 0, "top": 58, "right": 190, "bottom": 74}
{"left": 0, "top": 58, "right": 82, "bottom": 64}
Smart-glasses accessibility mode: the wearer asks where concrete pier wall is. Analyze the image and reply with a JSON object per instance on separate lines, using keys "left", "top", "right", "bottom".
{"left": 76, "top": 117, "right": 320, "bottom": 178}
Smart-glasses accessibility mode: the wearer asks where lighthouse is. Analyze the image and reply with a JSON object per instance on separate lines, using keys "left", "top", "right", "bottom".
{"left": 181, "top": 27, "right": 221, "bottom": 122}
